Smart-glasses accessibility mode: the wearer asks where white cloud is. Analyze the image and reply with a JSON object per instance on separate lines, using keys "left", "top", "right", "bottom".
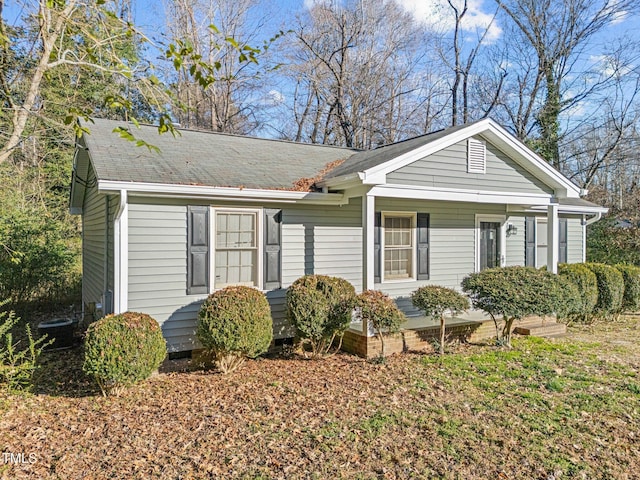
{"left": 610, "top": 9, "right": 629, "bottom": 25}
{"left": 396, "top": 0, "right": 502, "bottom": 42}
{"left": 267, "top": 89, "right": 286, "bottom": 105}
{"left": 589, "top": 54, "right": 634, "bottom": 77}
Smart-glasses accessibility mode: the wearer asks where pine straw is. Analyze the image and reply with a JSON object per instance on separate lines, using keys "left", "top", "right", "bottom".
{"left": 1, "top": 317, "right": 639, "bottom": 479}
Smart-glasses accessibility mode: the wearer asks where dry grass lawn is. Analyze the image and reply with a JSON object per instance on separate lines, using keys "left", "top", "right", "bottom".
{"left": 1, "top": 316, "right": 639, "bottom": 479}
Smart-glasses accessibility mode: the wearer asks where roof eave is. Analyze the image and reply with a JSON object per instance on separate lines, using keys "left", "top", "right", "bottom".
{"left": 97, "top": 180, "right": 347, "bottom": 205}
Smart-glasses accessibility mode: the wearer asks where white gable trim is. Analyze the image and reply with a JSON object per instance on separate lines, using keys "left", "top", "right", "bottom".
{"left": 357, "top": 119, "right": 581, "bottom": 198}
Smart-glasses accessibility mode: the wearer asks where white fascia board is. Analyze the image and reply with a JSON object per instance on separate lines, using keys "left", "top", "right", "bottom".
{"left": 369, "top": 184, "right": 553, "bottom": 205}
{"left": 527, "top": 204, "right": 609, "bottom": 214}
{"left": 359, "top": 119, "right": 581, "bottom": 197}
{"left": 97, "top": 180, "right": 346, "bottom": 205}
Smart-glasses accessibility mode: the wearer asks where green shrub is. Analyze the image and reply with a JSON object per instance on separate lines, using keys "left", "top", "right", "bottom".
{"left": 461, "top": 266, "right": 566, "bottom": 347}
{"left": 0, "top": 300, "right": 51, "bottom": 392}
{"left": 83, "top": 312, "right": 166, "bottom": 396}
{"left": 584, "top": 263, "right": 624, "bottom": 317}
{"left": 411, "top": 286, "right": 469, "bottom": 355}
{"left": 0, "top": 206, "right": 77, "bottom": 306}
{"left": 287, "top": 275, "right": 356, "bottom": 358}
{"left": 615, "top": 264, "right": 640, "bottom": 313}
{"left": 357, "top": 290, "right": 406, "bottom": 358}
{"left": 557, "top": 263, "right": 598, "bottom": 322}
{"left": 197, "top": 286, "right": 273, "bottom": 373}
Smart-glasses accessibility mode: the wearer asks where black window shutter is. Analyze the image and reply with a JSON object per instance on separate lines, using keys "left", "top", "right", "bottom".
{"left": 264, "top": 208, "right": 282, "bottom": 290}
{"left": 374, "top": 212, "right": 381, "bottom": 283}
{"left": 559, "top": 217, "right": 568, "bottom": 264}
{"left": 417, "top": 213, "right": 430, "bottom": 280}
{"left": 525, "top": 216, "right": 535, "bottom": 267}
{"left": 187, "top": 206, "right": 209, "bottom": 295}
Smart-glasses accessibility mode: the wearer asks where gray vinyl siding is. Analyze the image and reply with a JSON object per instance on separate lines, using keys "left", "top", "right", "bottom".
{"left": 126, "top": 197, "right": 363, "bottom": 352}
{"left": 566, "top": 216, "right": 584, "bottom": 264}
{"left": 374, "top": 198, "right": 506, "bottom": 316}
{"left": 386, "top": 138, "right": 553, "bottom": 195}
{"left": 503, "top": 214, "right": 583, "bottom": 268}
{"left": 81, "top": 166, "right": 106, "bottom": 310}
{"left": 505, "top": 216, "right": 526, "bottom": 266}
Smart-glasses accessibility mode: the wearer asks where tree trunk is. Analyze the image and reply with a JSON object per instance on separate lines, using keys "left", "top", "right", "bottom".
{"left": 0, "top": 1, "right": 77, "bottom": 164}
{"left": 439, "top": 315, "right": 445, "bottom": 355}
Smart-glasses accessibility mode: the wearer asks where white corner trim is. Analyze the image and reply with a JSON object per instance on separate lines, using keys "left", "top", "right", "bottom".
{"left": 369, "top": 184, "right": 553, "bottom": 205}
{"left": 547, "top": 204, "right": 559, "bottom": 274}
{"left": 97, "top": 180, "right": 345, "bottom": 205}
{"left": 113, "top": 190, "right": 128, "bottom": 314}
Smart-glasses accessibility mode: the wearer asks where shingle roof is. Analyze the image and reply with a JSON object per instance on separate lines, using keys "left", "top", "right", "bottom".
{"left": 325, "top": 122, "right": 475, "bottom": 179}
{"left": 81, "top": 118, "right": 358, "bottom": 191}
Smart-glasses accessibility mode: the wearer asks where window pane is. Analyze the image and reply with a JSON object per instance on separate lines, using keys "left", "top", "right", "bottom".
{"left": 215, "top": 211, "right": 257, "bottom": 287}
{"left": 383, "top": 214, "right": 413, "bottom": 279}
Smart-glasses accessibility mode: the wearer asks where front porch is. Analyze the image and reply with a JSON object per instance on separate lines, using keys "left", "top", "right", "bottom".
{"left": 342, "top": 313, "right": 566, "bottom": 358}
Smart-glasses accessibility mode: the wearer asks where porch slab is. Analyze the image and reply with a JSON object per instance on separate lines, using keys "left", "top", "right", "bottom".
{"left": 343, "top": 314, "right": 564, "bottom": 358}
{"left": 343, "top": 316, "right": 498, "bottom": 359}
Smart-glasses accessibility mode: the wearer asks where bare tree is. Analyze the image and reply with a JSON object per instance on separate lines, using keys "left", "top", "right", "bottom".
{"left": 165, "top": 0, "right": 277, "bottom": 134}
{"left": 495, "top": 0, "right": 639, "bottom": 169}
{"left": 281, "top": 0, "right": 435, "bottom": 148}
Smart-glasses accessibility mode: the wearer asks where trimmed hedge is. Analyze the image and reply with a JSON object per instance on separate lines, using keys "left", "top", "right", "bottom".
{"left": 357, "top": 290, "right": 406, "bottom": 357}
{"left": 411, "top": 285, "right": 469, "bottom": 355}
{"left": 584, "top": 263, "right": 624, "bottom": 316}
{"left": 615, "top": 264, "right": 640, "bottom": 313}
{"left": 197, "top": 286, "right": 273, "bottom": 374}
{"left": 557, "top": 263, "right": 598, "bottom": 321}
{"left": 461, "top": 266, "right": 567, "bottom": 347}
{"left": 83, "top": 312, "right": 166, "bottom": 396}
{"left": 287, "top": 275, "right": 356, "bottom": 358}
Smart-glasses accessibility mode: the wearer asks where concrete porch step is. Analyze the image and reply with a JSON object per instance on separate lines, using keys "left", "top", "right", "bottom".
{"left": 513, "top": 322, "right": 567, "bottom": 337}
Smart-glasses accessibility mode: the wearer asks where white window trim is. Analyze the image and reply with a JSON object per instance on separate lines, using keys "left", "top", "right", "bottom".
{"left": 209, "top": 207, "right": 264, "bottom": 291}
{"left": 475, "top": 214, "right": 506, "bottom": 272}
{"left": 381, "top": 211, "right": 417, "bottom": 283}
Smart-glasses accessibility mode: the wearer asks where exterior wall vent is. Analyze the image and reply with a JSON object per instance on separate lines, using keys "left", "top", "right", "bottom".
{"left": 467, "top": 138, "right": 486, "bottom": 173}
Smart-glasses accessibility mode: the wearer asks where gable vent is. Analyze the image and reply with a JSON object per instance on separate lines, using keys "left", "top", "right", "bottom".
{"left": 467, "top": 138, "right": 486, "bottom": 174}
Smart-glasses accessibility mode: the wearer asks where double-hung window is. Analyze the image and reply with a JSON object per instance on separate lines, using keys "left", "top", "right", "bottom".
{"left": 214, "top": 210, "right": 259, "bottom": 288}
{"left": 383, "top": 213, "right": 416, "bottom": 280}
{"left": 187, "top": 206, "right": 282, "bottom": 295}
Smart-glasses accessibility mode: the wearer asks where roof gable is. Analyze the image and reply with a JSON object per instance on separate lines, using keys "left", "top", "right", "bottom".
{"left": 386, "top": 137, "right": 554, "bottom": 196}
{"left": 323, "top": 119, "right": 581, "bottom": 198}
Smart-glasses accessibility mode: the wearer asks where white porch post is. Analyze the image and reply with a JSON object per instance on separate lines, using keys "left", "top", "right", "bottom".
{"left": 547, "top": 203, "right": 559, "bottom": 273}
{"left": 362, "top": 193, "right": 375, "bottom": 335}
{"left": 113, "top": 190, "right": 129, "bottom": 314}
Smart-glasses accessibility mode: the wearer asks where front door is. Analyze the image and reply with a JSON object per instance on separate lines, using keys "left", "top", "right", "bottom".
{"left": 479, "top": 221, "right": 501, "bottom": 270}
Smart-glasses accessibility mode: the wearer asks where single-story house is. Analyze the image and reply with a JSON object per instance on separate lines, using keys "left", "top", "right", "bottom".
{"left": 70, "top": 118, "right": 607, "bottom": 354}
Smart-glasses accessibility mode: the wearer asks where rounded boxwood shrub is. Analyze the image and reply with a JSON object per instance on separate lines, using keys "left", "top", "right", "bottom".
{"left": 286, "top": 275, "right": 356, "bottom": 358}
{"left": 557, "top": 263, "right": 598, "bottom": 322}
{"left": 197, "top": 286, "right": 273, "bottom": 374}
{"left": 357, "top": 290, "right": 406, "bottom": 358}
{"left": 584, "top": 263, "right": 624, "bottom": 317}
{"left": 461, "top": 266, "right": 566, "bottom": 347}
{"left": 615, "top": 264, "right": 640, "bottom": 313}
{"left": 411, "top": 286, "right": 469, "bottom": 355}
{"left": 83, "top": 312, "right": 166, "bottom": 396}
